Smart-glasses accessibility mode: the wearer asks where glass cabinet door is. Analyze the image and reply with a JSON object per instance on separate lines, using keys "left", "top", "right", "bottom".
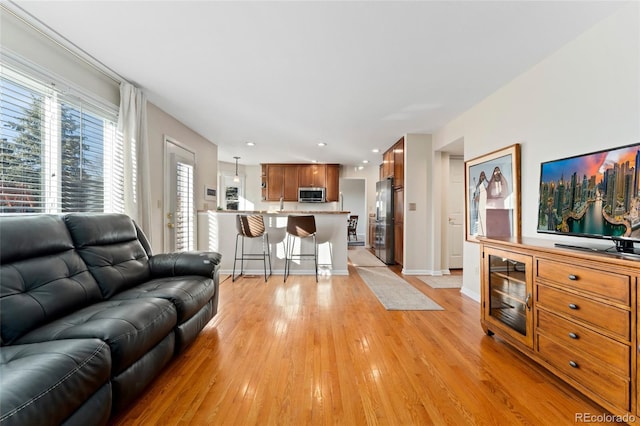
{"left": 482, "top": 247, "right": 533, "bottom": 348}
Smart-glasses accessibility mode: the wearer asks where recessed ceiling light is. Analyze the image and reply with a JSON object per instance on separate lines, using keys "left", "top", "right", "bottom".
{"left": 246, "top": 142, "right": 255, "bottom": 146}
{"left": 358, "top": 166, "right": 364, "bottom": 170}
{"left": 317, "top": 142, "right": 326, "bottom": 147}
{"left": 372, "top": 148, "right": 380, "bottom": 153}
{"left": 362, "top": 160, "right": 369, "bottom": 164}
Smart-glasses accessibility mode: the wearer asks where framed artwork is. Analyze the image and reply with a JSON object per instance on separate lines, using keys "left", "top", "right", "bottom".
{"left": 465, "top": 143, "right": 521, "bottom": 243}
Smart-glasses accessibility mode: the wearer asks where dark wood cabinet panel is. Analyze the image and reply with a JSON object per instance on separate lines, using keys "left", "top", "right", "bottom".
{"left": 283, "top": 165, "right": 299, "bottom": 201}
{"left": 382, "top": 150, "right": 393, "bottom": 179}
{"left": 379, "top": 136, "right": 405, "bottom": 265}
{"left": 325, "top": 165, "right": 340, "bottom": 202}
{"left": 265, "top": 164, "right": 299, "bottom": 201}
{"left": 299, "top": 164, "right": 326, "bottom": 188}
{"left": 393, "top": 188, "right": 404, "bottom": 224}
{"left": 394, "top": 223, "right": 403, "bottom": 266}
{"left": 393, "top": 188, "right": 403, "bottom": 265}
{"left": 393, "top": 138, "right": 404, "bottom": 188}
{"left": 266, "top": 165, "right": 286, "bottom": 201}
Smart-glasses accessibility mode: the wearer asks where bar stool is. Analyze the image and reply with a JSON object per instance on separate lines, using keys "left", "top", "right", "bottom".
{"left": 284, "top": 215, "right": 318, "bottom": 282}
{"left": 232, "top": 214, "right": 272, "bottom": 282}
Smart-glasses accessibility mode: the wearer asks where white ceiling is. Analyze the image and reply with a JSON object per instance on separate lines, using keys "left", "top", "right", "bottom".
{"left": 15, "top": 1, "right": 623, "bottom": 167}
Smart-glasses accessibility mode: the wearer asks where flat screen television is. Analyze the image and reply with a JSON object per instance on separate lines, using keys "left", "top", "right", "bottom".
{"left": 537, "top": 142, "right": 640, "bottom": 254}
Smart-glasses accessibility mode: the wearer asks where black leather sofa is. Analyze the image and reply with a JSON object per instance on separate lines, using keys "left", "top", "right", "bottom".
{"left": 0, "top": 213, "right": 221, "bottom": 425}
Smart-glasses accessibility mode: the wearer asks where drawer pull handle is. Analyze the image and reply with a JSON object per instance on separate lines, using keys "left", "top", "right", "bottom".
{"left": 568, "top": 332, "right": 579, "bottom": 339}
{"left": 569, "top": 360, "right": 579, "bottom": 368}
{"left": 568, "top": 303, "right": 578, "bottom": 310}
{"left": 568, "top": 274, "right": 578, "bottom": 281}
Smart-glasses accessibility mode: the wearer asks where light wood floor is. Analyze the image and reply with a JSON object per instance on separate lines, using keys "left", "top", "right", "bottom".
{"left": 112, "top": 253, "right": 612, "bottom": 425}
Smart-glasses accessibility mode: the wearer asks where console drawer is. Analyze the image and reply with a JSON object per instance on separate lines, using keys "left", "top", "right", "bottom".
{"left": 536, "top": 285, "right": 630, "bottom": 340}
{"left": 537, "top": 334, "right": 630, "bottom": 411}
{"left": 536, "top": 259, "right": 630, "bottom": 305}
{"left": 536, "top": 309, "right": 629, "bottom": 375}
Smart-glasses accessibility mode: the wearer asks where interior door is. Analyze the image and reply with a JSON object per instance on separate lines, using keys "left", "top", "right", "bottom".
{"left": 164, "top": 138, "right": 196, "bottom": 252}
{"left": 447, "top": 156, "right": 464, "bottom": 269}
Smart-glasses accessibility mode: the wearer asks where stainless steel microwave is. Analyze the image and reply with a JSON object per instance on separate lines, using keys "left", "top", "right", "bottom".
{"left": 298, "top": 187, "right": 325, "bottom": 203}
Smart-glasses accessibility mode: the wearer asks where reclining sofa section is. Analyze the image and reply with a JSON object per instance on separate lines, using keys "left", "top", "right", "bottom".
{"left": 0, "top": 213, "right": 222, "bottom": 425}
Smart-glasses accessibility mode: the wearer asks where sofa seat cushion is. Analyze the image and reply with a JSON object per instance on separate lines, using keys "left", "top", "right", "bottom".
{"left": 16, "top": 298, "right": 177, "bottom": 375}
{"left": 112, "top": 275, "right": 215, "bottom": 323}
{"left": 0, "top": 339, "right": 111, "bottom": 426}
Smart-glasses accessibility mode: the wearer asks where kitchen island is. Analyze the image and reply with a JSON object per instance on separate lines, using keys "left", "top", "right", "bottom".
{"left": 197, "top": 210, "right": 350, "bottom": 277}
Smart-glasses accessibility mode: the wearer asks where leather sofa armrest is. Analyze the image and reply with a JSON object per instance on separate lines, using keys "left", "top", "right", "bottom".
{"left": 149, "top": 252, "right": 221, "bottom": 278}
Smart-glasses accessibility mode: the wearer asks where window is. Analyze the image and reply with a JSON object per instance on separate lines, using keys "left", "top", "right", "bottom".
{"left": 0, "top": 64, "right": 123, "bottom": 213}
{"left": 175, "top": 160, "right": 195, "bottom": 251}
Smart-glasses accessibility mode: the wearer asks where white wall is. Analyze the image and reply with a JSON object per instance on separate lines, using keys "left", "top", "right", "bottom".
{"left": 433, "top": 3, "right": 640, "bottom": 300}
{"left": 244, "top": 164, "right": 262, "bottom": 210}
{"left": 147, "top": 103, "right": 218, "bottom": 253}
{"left": 403, "top": 134, "right": 436, "bottom": 274}
{"left": 1, "top": 5, "right": 118, "bottom": 105}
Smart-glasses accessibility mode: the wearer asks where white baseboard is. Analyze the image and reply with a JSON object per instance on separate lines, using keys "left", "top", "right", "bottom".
{"left": 460, "top": 286, "right": 480, "bottom": 303}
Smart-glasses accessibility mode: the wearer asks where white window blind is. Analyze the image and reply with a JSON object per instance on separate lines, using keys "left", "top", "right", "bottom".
{"left": 0, "top": 63, "right": 123, "bottom": 213}
{"left": 175, "top": 161, "right": 194, "bottom": 251}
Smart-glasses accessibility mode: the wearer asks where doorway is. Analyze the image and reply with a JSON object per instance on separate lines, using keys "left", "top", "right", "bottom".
{"left": 447, "top": 156, "right": 464, "bottom": 269}
{"left": 164, "top": 137, "right": 196, "bottom": 252}
{"left": 339, "top": 178, "right": 366, "bottom": 245}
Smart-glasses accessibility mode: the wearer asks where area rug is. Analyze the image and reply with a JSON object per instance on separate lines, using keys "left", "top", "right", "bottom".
{"left": 417, "top": 275, "right": 462, "bottom": 289}
{"left": 356, "top": 267, "right": 444, "bottom": 311}
{"left": 348, "top": 248, "right": 386, "bottom": 267}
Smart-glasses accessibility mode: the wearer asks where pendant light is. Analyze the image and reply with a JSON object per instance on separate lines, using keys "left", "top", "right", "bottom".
{"left": 233, "top": 156, "right": 240, "bottom": 183}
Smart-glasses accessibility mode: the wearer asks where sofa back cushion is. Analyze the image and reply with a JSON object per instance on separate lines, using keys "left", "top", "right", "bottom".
{"left": 0, "top": 215, "right": 103, "bottom": 344}
{"left": 64, "top": 213, "right": 151, "bottom": 298}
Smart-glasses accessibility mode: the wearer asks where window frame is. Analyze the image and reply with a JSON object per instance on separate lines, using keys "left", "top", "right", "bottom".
{"left": 1, "top": 57, "right": 123, "bottom": 214}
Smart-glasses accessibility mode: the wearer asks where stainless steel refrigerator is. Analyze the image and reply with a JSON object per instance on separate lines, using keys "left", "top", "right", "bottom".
{"left": 375, "top": 178, "right": 394, "bottom": 264}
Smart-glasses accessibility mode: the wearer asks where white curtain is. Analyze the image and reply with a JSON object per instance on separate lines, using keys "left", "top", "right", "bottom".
{"left": 118, "top": 82, "right": 152, "bottom": 244}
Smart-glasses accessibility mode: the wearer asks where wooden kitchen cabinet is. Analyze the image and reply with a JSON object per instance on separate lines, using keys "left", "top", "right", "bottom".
{"left": 382, "top": 150, "right": 393, "bottom": 179}
{"left": 283, "top": 165, "right": 299, "bottom": 201}
{"left": 298, "top": 164, "right": 326, "bottom": 188}
{"left": 379, "top": 137, "right": 405, "bottom": 264}
{"left": 265, "top": 164, "right": 298, "bottom": 201}
{"left": 393, "top": 137, "right": 404, "bottom": 188}
{"left": 325, "top": 164, "right": 340, "bottom": 202}
{"left": 380, "top": 137, "right": 403, "bottom": 186}
{"left": 480, "top": 237, "right": 637, "bottom": 418}
{"left": 262, "top": 163, "right": 340, "bottom": 202}
{"left": 393, "top": 188, "right": 403, "bottom": 265}
{"left": 266, "top": 165, "right": 285, "bottom": 201}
